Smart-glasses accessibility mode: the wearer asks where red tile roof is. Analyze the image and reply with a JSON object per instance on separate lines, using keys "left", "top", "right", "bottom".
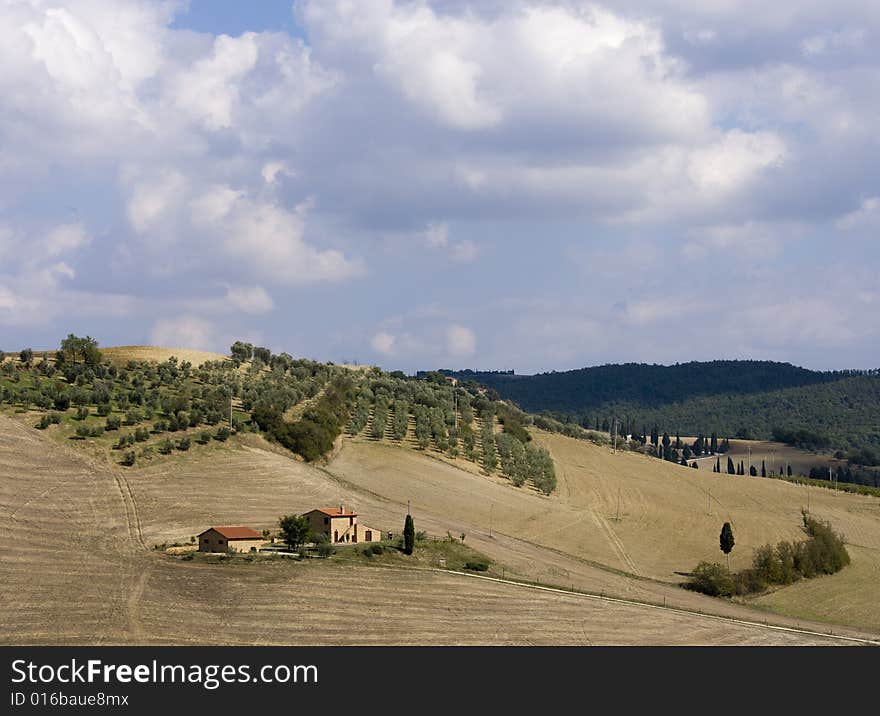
{"left": 201, "top": 526, "right": 263, "bottom": 539}
{"left": 311, "top": 508, "right": 357, "bottom": 517}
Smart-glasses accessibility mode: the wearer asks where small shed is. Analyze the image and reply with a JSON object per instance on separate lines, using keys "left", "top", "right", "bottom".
{"left": 198, "top": 526, "right": 264, "bottom": 553}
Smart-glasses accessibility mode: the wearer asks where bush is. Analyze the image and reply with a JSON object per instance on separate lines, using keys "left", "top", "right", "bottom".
{"left": 105, "top": 416, "right": 121, "bottom": 431}
{"left": 158, "top": 439, "right": 174, "bottom": 455}
{"left": 464, "top": 561, "right": 489, "bottom": 572}
{"left": 688, "top": 512, "right": 850, "bottom": 597}
{"left": 121, "top": 451, "right": 136, "bottom": 467}
{"left": 317, "top": 541, "right": 335, "bottom": 558}
{"left": 177, "top": 436, "right": 191, "bottom": 451}
{"left": 369, "top": 543, "right": 384, "bottom": 555}
{"left": 686, "top": 562, "right": 735, "bottom": 597}
{"left": 215, "top": 426, "right": 231, "bottom": 442}
{"left": 197, "top": 431, "right": 211, "bottom": 445}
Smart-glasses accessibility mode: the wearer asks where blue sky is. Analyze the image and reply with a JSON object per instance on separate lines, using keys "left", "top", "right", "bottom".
{"left": 1, "top": 1, "right": 879, "bottom": 373}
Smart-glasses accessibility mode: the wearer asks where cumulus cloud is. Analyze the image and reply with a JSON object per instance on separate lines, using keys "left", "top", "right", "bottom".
{"left": 223, "top": 285, "right": 274, "bottom": 314}
{"left": 150, "top": 315, "right": 216, "bottom": 351}
{"left": 1, "top": 1, "right": 878, "bottom": 371}
{"left": 446, "top": 324, "right": 476, "bottom": 357}
{"left": 371, "top": 331, "right": 397, "bottom": 356}
{"left": 422, "top": 222, "right": 479, "bottom": 263}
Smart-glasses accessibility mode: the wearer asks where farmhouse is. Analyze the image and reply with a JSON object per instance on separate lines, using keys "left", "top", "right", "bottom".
{"left": 198, "top": 526, "right": 264, "bottom": 553}
{"left": 302, "top": 505, "right": 382, "bottom": 544}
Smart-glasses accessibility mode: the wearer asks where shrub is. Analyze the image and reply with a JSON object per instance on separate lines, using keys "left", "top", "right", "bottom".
{"left": 134, "top": 427, "right": 150, "bottom": 442}
{"left": 317, "top": 542, "right": 335, "bottom": 558}
{"left": 369, "top": 543, "right": 384, "bottom": 555}
{"left": 53, "top": 393, "right": 70, "bottom": 410}
{"left": 215, "top": 426, "right": 231, "bottom": 442}
{"left": 158, "top": 439, "right": 174, "bottom": 455}
{"left": 464, "top": 561, "right": 489, "bottom": 572}
{"left": 75, "top": 406, "right": 89, "bottom": 421}
{"left": 97, "top": 403, "right": 112, "bottom": 417}
{"left": 177, "top": 436, "right": 191, "bottom": 451}
{"left": 686, "top": 561, "right": 735, "bottom": 597}
{"left": 105, "top": 416, "right": 121, "bottom": 431}
{"left": 197, "top": 431, "right": 211, "bottom": 445}
{"left": 121, "top": 451, "right": 136, "bottom": 467}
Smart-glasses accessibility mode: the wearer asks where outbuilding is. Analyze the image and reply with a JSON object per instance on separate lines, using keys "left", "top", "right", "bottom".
{"left": 198, "top": 526, "right": 264, "bottom": 553}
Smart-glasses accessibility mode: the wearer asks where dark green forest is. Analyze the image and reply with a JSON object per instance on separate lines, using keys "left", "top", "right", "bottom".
{"left": 447, "top": 362, "right": 880, "bottom": 462}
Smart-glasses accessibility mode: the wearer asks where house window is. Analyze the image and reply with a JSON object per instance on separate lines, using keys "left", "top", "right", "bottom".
{"left": 323, "top": 517, "right": 329, "bottom": 525}
{"left": 365, "top": 530, "right": 372, "bottom": 541}
{"left": 334, "top": 530, "right": 338, "bottom": 543}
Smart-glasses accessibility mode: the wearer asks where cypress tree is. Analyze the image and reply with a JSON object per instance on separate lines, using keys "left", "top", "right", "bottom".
{"left": 787, "top": 464, "right": 792, "bottom": 477}
{"left": 727, "top": 456, "right": 735, "bottom": 474}
{"left": 761, "top": 460, "right": 766, "bottom": 477}
{"left": 403, "top": 514, "right": 415, "bottom": 555}
{"left": 720, "top": 522, "right": 735, "bottom": 570}
{"left": 716, "top": 457, "right": 721, "bottom": 473}
{"left": 710, "top": 433, "right": 718, "bottom": 454}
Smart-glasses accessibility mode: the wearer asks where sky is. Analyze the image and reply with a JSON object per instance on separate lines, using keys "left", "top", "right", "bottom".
{"left": 1, "top": 0, "right": 879, "bottom": 374}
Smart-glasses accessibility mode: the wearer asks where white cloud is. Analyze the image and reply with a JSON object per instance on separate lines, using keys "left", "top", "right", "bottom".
{"left": 126, "top": 169, "right": 188, "bottom": 234}
{"left": 42, "top": 223, "right": 89, "bottom": 256}
{"left": 223, "top": 285, "right": 274, "bottom": 314}
{"left": 446, "top": 324, "right": 476, "bottom": 357}
{"left": 424, "top": 222, "right": 448, "bottom": 248}
{"left": 168, "top": 32, "right": 259, "bottom": 131}
{"left": 371, "top": 331, "right": 397, "bottom": 356}
{"left": 189, "top": 185, "right": 244, "bottom": 226}
{"left": 150, "top": 315, "right": 215, "bottom": 350}
{"left": 261, "top": 161, "right": 292, "bottom": 184}
{"left": 423, "top": 222, "right": 478, "bottom": 263}
{"left": 836, "top": 197, "right": 880, "bottom": 231}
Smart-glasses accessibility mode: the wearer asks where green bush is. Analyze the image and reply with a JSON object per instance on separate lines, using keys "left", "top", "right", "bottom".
{"left": 686, "top": 562, "right": 735, "bottom": 597}
{"left": 121, "top": 450, "right": 136, "bottom": 467}
{"left": 464, "top": 561, "right": 489, "bottom": 572}
{"left": 689, "top": 512, "right": 849, "bottom": 597}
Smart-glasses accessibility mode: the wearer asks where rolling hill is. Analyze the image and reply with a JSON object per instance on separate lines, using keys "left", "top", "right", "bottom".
{"left": 446, "top": 362, "right": 880, "bottom": 459}
{"left": 3, "top": 343, "right": 880, "bottom": 644}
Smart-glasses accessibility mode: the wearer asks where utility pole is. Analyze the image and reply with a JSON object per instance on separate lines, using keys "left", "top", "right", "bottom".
{"left": 611, "top": 419, "right": 617, "bottom": 454}
{"left": 616, "top": 488, "right": 621, "bottom": 521}
{"left": 489, "top": 502, "right": 493, "bottom": 538}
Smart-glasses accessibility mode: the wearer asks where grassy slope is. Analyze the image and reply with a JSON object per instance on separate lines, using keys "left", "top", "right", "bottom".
{"left": 4, "top": 413, "right": 852, "bottom": 646}
{"left": 329, "top": 430, "right": 880, "bottom": 633}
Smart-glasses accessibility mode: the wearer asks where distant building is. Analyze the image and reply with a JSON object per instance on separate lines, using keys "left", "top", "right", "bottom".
{"left": 198, "top": 526, "right": 264, "bottom": 553}
{"left": 302, "top": 505, "right": 382, "bottom": 544}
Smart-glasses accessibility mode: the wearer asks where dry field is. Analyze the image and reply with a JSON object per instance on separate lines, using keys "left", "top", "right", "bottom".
{"left": 1, "top": 413, "right": 877, "bottom": 645}
{"left": 691, "top": 439, "right": 844, "bottom": 477}
{"left": 100, "top": 346, "right": 229, "bottom": 367}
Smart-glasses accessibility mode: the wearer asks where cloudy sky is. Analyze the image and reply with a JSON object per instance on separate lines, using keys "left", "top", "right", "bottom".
{"left": 1, "top": 0, "right": 878, "bottom": 373}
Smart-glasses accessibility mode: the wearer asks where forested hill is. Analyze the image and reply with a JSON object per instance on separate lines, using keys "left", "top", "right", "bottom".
{"left": 447, "top": 361, "right": 853, "bottom": 413}
{"left": 445, "top": 362, "right": 880, "bottom": 459}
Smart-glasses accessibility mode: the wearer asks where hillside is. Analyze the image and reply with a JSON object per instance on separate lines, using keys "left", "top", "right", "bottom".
{"left": 448, "top": 362, "right": 880, "bottom": 459}
{"left": 3, "top": 341, "right": 880, "bottom": 643}
{"left": 2, "top": 408, "right": 878, "bottom": 644}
